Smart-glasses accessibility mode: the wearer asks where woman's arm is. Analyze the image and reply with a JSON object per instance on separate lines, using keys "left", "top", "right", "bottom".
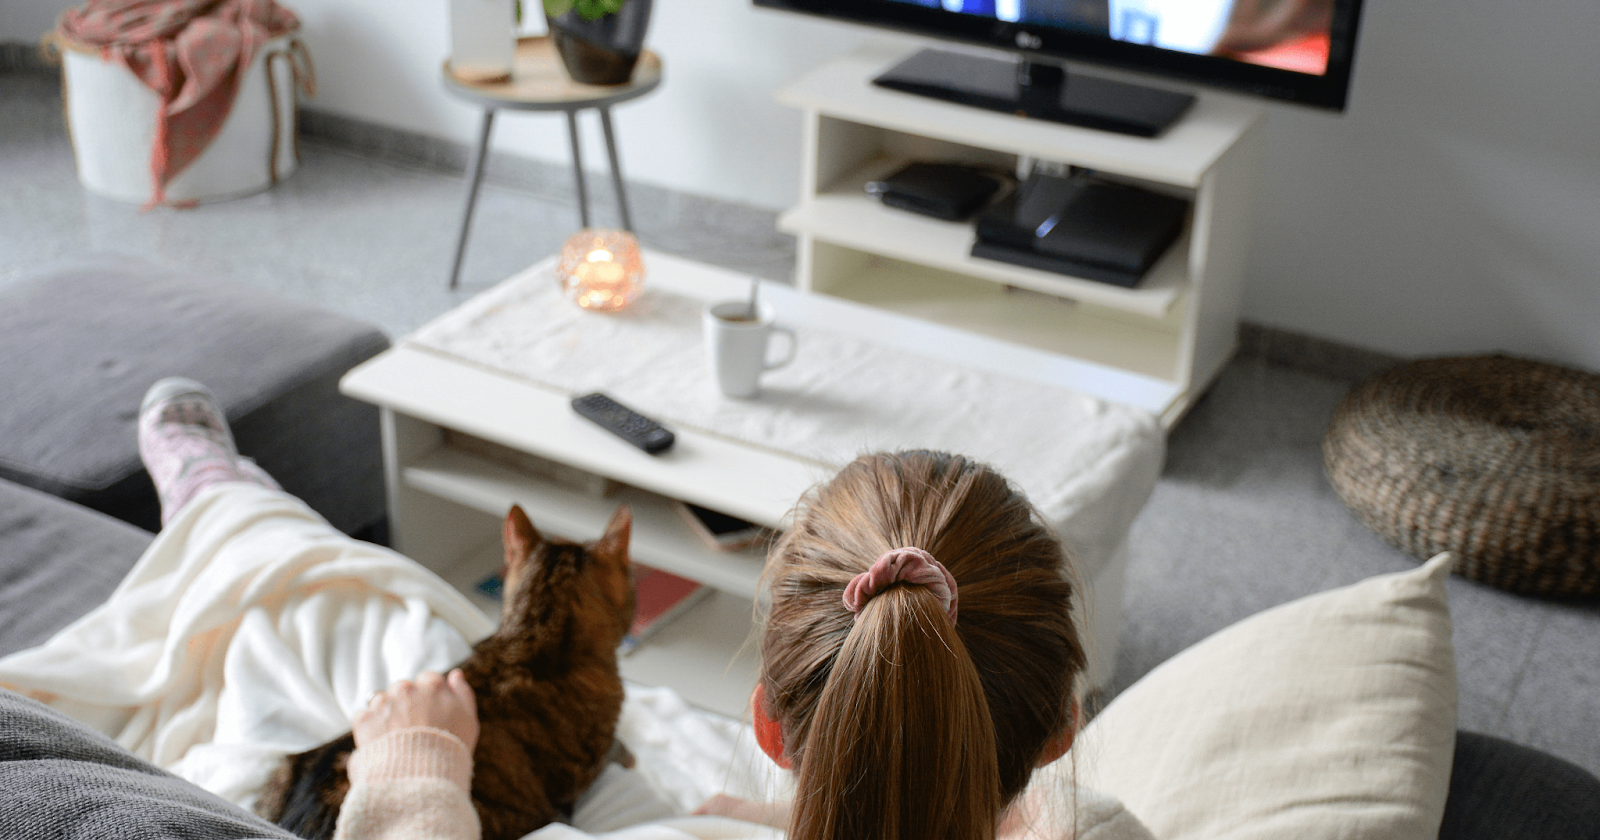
{"left": 693, "top": 794, "right": 792, "bottom": 829}
{"left": 333, "top": 670, "right": 482, "bottom": 840}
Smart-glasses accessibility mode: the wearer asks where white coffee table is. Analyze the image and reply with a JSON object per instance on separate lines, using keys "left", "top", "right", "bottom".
{"left": 340, "top": 252, "right": 1159, "bottom": 717}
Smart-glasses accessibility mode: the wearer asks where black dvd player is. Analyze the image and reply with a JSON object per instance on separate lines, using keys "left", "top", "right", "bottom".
{"left": 971, "top": 170, "right": 1189, "bottom": 288}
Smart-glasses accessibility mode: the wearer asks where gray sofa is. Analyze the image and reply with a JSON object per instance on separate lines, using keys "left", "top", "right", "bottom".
{"left": 0, "top": 254, "right": 390, "bottom": 651}
{"left": 0, "top": 255, "right": 388, "bottom": 536}
{"left": 7, "top": 478, "right": 1600, "bottom": 838}
{"left": 0, "top": 687, "right": 298, "bottom": 840}
{"left": 0, "top": 259, "right": 1596, "bottom": 838}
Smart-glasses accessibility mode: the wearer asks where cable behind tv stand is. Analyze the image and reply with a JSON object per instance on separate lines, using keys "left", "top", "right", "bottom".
{"left": 872, "top": 48, "right": 1196, "bottom": 138}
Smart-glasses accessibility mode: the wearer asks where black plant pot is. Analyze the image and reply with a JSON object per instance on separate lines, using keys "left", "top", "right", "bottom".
{"left": 546, "top": 0, "right": 653, "bottom": 85}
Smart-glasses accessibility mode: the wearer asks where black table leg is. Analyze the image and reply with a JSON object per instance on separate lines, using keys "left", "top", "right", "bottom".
{"left": 449, "top": 108, "right": 497, "bottom": 290}
{"left": 566, "top": 110, "right": 591, "bottom": 228}
{"left": 599, "top": 106, "right": 633, "bottom": 232}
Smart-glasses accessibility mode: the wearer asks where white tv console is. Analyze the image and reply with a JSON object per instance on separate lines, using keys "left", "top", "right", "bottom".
{"left": 776, "top": 46, "right": 1265, "bottom": 427}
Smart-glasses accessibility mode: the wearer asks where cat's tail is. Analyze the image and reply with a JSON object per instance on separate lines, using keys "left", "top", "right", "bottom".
{"left": 254, "top": 733, "right": 356, "bottom": 840}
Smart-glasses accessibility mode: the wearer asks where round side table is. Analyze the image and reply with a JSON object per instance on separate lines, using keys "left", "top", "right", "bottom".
{"left": 442, "top": 36, "right": 663, "bottom": 288}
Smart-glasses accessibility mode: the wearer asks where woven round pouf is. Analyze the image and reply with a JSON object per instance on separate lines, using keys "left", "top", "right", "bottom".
{"left": 1324, "top": 354, "right": 1600, "bottom": 598}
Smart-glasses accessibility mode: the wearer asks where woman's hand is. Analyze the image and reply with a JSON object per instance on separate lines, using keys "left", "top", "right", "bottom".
{"left": 353, "top": 668, "right": 479, "bottom": 751}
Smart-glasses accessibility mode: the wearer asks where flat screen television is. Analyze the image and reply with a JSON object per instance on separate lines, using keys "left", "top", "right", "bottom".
{"left": 753, "top": 0, "right": 1364, "bottom": 136}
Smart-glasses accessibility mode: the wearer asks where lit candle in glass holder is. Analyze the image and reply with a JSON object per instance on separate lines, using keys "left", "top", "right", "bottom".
{"left": 556, "top": 229, "right": 645, "bottom": 311}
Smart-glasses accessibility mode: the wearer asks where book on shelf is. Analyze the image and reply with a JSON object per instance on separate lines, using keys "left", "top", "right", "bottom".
{"left": 443, "top": 428, "right": 618, "bottom": 497}
{"left": 621, "top": 565, "right": 712, "bottom": 655}
{"left": 674, "top": 500, "right": 769, "bottom": 552}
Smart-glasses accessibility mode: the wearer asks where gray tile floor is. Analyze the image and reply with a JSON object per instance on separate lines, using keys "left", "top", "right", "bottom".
{"left": 4, "top": 66, "right": 1597, "bottom": 778}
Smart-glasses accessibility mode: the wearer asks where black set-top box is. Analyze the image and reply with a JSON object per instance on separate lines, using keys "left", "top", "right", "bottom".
{"left": 972, "top": 171, "right": 1189, "bottom": 288}
{"left": 865, "top": 162, "right": 1010, "bottom": 222}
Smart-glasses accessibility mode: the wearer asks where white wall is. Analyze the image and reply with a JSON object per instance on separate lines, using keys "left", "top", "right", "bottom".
{"left": 10, "top": 0, "right": 1599, "bottom": 370}
{"left": 281, "top": 0, "right": 911, "bottom": 210}
{"left": 1247, "top": 0, "right": 1600, "bottom": 369}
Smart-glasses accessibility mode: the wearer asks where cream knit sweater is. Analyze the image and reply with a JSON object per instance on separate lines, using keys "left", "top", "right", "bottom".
{"left": 326, "top": 729, "right": 1153, "bottom": 840}
{"left": 333, "top": 727, "right": 480, "bottom": 840}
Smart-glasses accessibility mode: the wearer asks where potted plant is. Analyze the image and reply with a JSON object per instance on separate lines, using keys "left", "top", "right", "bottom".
{"left": 542, "top": 0, "right": 652, "bottom": 85}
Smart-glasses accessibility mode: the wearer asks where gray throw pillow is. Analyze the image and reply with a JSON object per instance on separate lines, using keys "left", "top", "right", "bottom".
{"left": 0, "top": 688, "right": 295, "bottom": 839}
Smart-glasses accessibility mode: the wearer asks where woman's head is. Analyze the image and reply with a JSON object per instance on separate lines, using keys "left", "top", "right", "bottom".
{"left": 758, "top": 450, "right": 1086, "bottom": 840}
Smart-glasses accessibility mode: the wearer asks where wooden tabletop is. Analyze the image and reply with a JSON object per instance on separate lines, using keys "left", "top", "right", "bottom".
{"left": 442, "top": 35, "right": 662, "bottom": 111}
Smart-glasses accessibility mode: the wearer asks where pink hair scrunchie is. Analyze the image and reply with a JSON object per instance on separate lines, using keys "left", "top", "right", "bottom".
{"left": 842, "top": 547, "right": 959, "bottom": 623}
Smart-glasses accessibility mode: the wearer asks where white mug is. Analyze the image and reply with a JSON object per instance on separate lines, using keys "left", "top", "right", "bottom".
{"left": 703, "top": 300, "right": 798, "bottom": 398}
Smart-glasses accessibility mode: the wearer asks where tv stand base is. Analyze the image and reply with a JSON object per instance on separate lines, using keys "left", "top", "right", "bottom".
{"left": 873, "top": 48, "right": 1194, "bottom": 138}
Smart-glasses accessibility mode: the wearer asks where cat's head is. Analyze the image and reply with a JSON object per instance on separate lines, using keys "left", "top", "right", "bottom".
{"left": 498, "top": 504, "right": 637, "bottom": 648}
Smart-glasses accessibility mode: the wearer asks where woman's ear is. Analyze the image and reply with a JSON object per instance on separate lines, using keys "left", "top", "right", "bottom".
{"left": 1035, "top": 698, "right": 1080, "bottom": 768}
{"left": 751, "top": 683, "right": 791, "bottom": 769}
{"left": 1035, "top": 728, "right": 1075, "bottom": 768}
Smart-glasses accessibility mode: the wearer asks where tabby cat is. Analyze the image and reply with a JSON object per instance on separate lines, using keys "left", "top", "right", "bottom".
{"left": 257, "top": 504, "right": 637, "bottom": 840}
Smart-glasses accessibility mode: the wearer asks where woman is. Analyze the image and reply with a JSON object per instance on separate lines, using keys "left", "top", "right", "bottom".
{"left": 344, "top": 451, "right": 1135, "bottom": 840}
{"left": 53, "top": 381, "right": 1138, "bottom": 840}
{"left": 744, "top": 450, "right": 1091, "bottom": 840}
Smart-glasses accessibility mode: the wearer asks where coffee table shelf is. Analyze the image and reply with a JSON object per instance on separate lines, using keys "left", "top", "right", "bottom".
{"left": 404, "top": 446, "right": 768, "bottom": 599}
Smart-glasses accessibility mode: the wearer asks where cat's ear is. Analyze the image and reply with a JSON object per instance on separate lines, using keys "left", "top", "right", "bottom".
{"left": 503, "top": 504, "right": 542, "bottom": 571}
{"left": 593, "top": 504, "right": 632, "bottom": 565}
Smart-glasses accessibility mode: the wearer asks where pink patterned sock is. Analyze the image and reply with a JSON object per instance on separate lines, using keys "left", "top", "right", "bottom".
{"left": 137, "top": 379, "right": 278, "bottom": 525}
{"left": 235, "top": 456, "right": 283, "bottom": 492}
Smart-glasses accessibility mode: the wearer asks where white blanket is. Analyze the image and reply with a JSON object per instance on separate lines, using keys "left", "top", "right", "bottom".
{"left": 0, "top": 483, "right": 1146, "bottom": 840}
{"left": 0, "top": 484, "right": 489, "bottom": 808}
{"left": 0, "top": 483, "right": 784, "bottom": 834}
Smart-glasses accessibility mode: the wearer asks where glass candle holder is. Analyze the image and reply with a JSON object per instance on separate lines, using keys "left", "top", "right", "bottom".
{"left": 556, "top": 229, "right": 645, "bottom": 312}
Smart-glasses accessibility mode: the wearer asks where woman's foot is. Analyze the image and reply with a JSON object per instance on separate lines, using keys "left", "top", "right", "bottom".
{"left": 137, "top": 377, "right": 279, "bottom": 525}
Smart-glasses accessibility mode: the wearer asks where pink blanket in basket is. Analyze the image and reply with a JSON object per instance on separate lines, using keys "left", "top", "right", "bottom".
{"left": 59, "top": 0, "right": 300, "bottom": 207}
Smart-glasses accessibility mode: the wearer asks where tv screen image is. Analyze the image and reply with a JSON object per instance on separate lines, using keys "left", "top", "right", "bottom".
{"left": 755, "top": 0, "right": 1364, "bottom": 132}
{"left": 889, "top": 0, "right": 1335, "bottom": 75}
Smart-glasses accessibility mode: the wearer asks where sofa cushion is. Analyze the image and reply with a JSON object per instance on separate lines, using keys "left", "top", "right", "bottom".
{"left": 0, "top": 687, "right": 295, "bottom": 839}
{"left": 1063, "top": 552, "right": 1458, "bottom": 840}
{"left": 0, "top": 477, "right": 151, "bottom": 657}
{"left": 1438, "top": 731, "right": 1600, "bottom": 840}
{"left": 0, "top": 254, "right": 390, "bottom": 534}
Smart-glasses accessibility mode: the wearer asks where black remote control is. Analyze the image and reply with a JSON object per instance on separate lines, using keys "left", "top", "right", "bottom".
{"left": 571, "top": 392, "right": 675, "bottom": 454}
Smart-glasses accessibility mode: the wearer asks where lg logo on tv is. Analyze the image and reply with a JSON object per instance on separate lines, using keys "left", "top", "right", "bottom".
{"left": 1015, "top": 31, "right": 1042, "bottom": 49}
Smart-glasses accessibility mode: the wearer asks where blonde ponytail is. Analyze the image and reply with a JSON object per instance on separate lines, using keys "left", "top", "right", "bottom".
{"left": 791, "top": 587, "right": 1000, "bottom": 840}
{"left": 761, "top": 451, "right": 1086, "bottom": 840}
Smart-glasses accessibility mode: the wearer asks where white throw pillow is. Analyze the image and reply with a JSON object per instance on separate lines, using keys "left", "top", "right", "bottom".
{"left": 1069, "top": 552, "right": 1458, "bottom": 840}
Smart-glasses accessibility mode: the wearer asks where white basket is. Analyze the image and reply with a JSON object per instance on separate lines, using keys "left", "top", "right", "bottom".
{"left": 61, "top": 33, "right": 305, "bottom": 205}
